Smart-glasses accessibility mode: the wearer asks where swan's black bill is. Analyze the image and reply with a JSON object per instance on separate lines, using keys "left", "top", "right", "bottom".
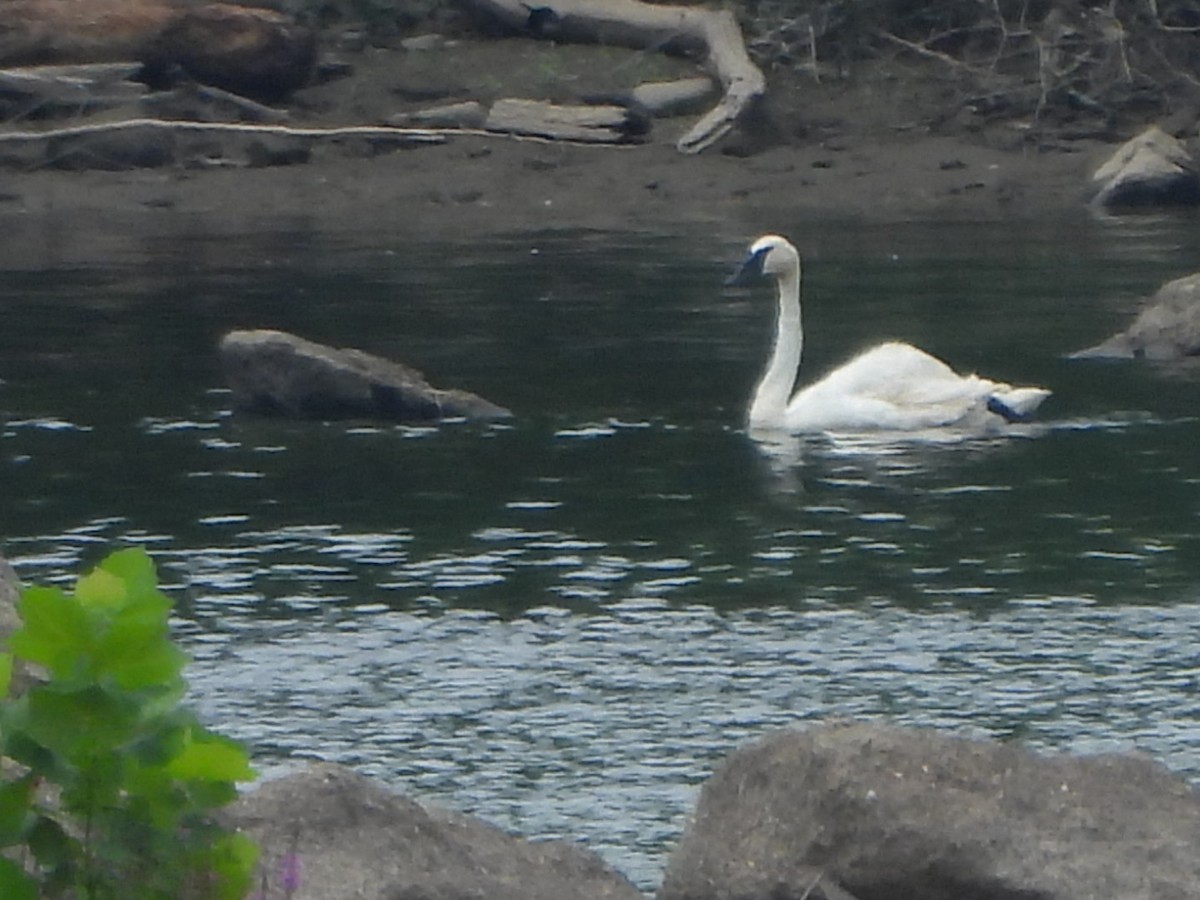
{"left": 726, "top": 246, "right": 770, "bottom": 287}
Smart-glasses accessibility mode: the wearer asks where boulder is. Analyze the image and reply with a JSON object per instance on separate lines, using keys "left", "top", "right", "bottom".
{"left": 151, "top": 3, "right": 316, "bottom": 102}
{"left": 218, "top": 329, "right": 512, "bottom": 422}
{"left": 223, "top": 762, "right": 642, "bottom": 900}
{"left": 0, "top": 0, "right": 314, "bottom": 102}
{"left": 657, "top": 722, "right": 1200, "bottom": 900}
{"left": 1071, "top": 271, "right": 1200, "bottom": 360}
{"left": 1090, "top": 126, "right": 1200, "bottom": 210}
{"left": 0, "top": 0, "right": 178, "bottom": 67}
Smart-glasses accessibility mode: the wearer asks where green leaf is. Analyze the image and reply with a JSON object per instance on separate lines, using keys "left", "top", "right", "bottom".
{"left": 185, "top": 779, "right": 239, "bottom": 811}
{"left": 74, "top": 567, "right": 128, "bottom": 614}
{"left": 0, "top": 774, "right": 36, "bottom": 846}
{"left": 0, "top": 653, "right": 12, "bottom": 698}
{"left": 127, "top": 720, "right": 190, "bottom": 768}
{"left": 24, "top": 685, "right": 139, "bottom": 758}
{"left": 207, "top": 831, "right": 260, "bottom": 900}
{"left": 96, "top": 547, "right": 158, "bottom": 599}
{"left": 0, "top": 721, "right": 62, "bottom": 781}
{"left": 95, "top": 604, "right": 186, "bottom": 691}
{"left": 124, "top": 772, "right": 188, "bottom": 831}
{"left": 26, "top": 815, "right": 75, "bottom": 870}
{"left": 9, "top": 587, "right": 92, "bottom": 678}
{"left": 168, "top": 729, "right": 255, "bottom": 783}
{"left": 0, "top": 856, "right": 38, "bottom": 900}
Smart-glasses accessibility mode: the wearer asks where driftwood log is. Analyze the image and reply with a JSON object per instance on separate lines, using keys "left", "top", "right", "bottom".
{"left": 484, "top": 99, "right": 648, "bottom": 143}
{"left": 459, "top": 0, "right": 765, "bottom": 153}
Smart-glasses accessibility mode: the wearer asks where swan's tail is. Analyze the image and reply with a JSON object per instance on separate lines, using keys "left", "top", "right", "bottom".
{"left": 986, "top": 386, "right": 1051, "bottom": 422}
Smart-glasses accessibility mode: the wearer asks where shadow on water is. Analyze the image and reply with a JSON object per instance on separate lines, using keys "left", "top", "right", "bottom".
{"left": 3, "top": 210, "right": 1200, "bottom": 891}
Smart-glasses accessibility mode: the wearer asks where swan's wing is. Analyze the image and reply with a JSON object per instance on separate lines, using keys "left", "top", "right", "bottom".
{"left": 786, "top": 342, "right": 998, "bottom": 431}
{"left": 803, "top": 342, "right": 965, "bottom": 396}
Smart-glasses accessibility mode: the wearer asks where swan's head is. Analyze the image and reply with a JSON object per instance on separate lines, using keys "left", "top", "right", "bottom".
{"left": 727, "top": 234, "right": 800, "bottom": 286}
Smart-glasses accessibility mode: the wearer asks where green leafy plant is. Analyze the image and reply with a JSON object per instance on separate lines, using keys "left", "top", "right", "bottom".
{"left": 0, "top": 548, "right": 258, "bottom": 899}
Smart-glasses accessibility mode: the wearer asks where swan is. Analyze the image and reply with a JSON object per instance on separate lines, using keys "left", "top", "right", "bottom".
{"left": 729, "top": 234, "right": 1050, "bottom": 433}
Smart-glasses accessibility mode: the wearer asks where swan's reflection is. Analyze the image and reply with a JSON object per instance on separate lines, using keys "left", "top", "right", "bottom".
{"left": 746, "top": 422, "right": 1046, "bottom": 496}
{"left": 747, "top": 427, "right": 807, "bottom": 494}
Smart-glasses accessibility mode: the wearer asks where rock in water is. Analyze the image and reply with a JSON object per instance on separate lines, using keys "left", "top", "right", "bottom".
{"left": 1090, "top": 126, "right": 1200, "bottom": 210}
{"left": 219, "top": 329, "right": 511, "bottom": 422}
{"left": 1071, "top": 272, "right": 1200, "bottom": 361}
{"left": 659, "top": 721, "right": 1200, "bottom": 900}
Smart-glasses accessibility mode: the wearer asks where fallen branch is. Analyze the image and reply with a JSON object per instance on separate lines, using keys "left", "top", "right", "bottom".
{"left": 0, "top": 113, "right": 653, "bottom": 172}
{"left": 460, "top": 0, "right": 765, "bottom": 153}
{"left": 189, "top": 83, "right": 291, "bottom": 123}
{"left": 0, "top": 117, "right": 446, "bottom": 144}
{"left": 874, "top": 29, "right": 975, "bottom": 71}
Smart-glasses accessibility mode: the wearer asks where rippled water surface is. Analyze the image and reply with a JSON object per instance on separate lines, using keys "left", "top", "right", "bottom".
{"left": 3, "top": 211, "right": 1200, "bottom": 891}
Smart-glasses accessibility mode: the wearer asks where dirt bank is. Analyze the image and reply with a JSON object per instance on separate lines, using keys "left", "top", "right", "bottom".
{"left": 1, "top": 35, "right": 1116, "bottom": 238}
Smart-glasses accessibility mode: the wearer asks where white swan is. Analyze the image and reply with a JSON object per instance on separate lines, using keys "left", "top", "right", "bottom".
{"left": 729, "top": 234, "right": 1050, "bottom": 433}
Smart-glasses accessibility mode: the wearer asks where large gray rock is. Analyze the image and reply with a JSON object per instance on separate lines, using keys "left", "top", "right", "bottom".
{"left": 1090, "top": 126, "right": 1200, "bottom": 210}
{"left": 1071, "top": 271, "right": 1200, "bottom": 361}
{"left": 219, "top": 329, "right": 511, "bottom": 422}
{"left": 224, "top": 763, "right": 641, "bottom": 900}
{"left": 657, "top": 722, "right": 1200, "bottom": 900}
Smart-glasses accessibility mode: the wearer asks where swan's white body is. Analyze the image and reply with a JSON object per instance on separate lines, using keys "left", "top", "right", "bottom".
{"left": 732, "top": 235, "right": 1050, "bottom": 434}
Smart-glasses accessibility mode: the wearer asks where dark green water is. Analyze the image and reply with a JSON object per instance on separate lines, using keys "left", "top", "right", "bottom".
{"left": 3, "top": 211, "right": 1199, "bottom": 891}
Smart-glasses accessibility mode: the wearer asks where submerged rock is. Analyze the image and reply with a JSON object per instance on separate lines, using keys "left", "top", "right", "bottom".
{"left": 219, "top": 328, "right": 511, "bottom": 422}
{"left": 1071, "top": 271, "right": 1200, "bottom": 361}
{"left": 224, "top": 763, "right": 642, "bottom": 900}
{"left": 658, "top": 721, "right": 1200, "bottom": 900}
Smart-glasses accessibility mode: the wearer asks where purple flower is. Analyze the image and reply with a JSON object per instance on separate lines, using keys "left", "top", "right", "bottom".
{"left": 280, "top": 853, "right": 303, "bottom": 896}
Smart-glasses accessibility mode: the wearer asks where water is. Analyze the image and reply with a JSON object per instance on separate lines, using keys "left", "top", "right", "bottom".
{"left": 3, "top": 210, "right": 1200, "bottom": 892}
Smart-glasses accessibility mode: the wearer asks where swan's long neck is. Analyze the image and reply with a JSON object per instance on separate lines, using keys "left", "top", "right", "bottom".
{"left": 749, "top": 262, "right": 802, "bottom": 429}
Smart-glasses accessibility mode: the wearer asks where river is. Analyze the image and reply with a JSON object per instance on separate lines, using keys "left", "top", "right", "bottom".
{"left": 2, "top": 209, "right": 1198, "bottom": 891}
